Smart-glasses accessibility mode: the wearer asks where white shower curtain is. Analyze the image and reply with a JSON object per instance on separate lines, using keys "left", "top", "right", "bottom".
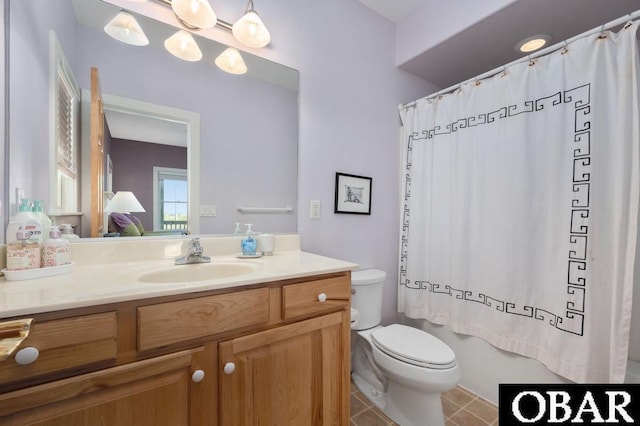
{"left": 398, "top": 22, "right": 640, "bottom": 383}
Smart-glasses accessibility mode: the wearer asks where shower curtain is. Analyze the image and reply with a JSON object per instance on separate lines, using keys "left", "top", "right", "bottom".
{"left": 398, "top": 22, "right": 640, "bottom": 383}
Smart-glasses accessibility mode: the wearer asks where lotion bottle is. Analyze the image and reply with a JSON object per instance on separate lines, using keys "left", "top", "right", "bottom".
{"left": 241, "top": 224, "right": 257, "bottom": 256}
{"left": 6, "top": 228, "right": 41, "bottom": 271}
{"left": 42, "top": 226, "right": 70, "bottom": 268}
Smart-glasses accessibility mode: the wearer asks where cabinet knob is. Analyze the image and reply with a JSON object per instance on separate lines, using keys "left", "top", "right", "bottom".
{"left": 191, "top": 369, "right": 205, "bottom": 383}
{"left": 318, "top": 293, "right": 327, "bottom": 303}
{"left": 15, "top": 347, "right": 39, "bottom": 365}
{"left": 223, "top": 362, "right": 236, "bottom": 375}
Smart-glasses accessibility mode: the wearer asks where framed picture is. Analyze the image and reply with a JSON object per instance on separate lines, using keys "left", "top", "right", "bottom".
{"left": 334, "top": 172, "right": 372, "bottom": 215}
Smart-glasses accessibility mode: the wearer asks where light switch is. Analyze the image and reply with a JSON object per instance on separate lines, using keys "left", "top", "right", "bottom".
{"left": 310, "top": 200, "right": 321, "bottom": 219}
{"left": 200, "top": 205, "right": 217, "bottom": 217}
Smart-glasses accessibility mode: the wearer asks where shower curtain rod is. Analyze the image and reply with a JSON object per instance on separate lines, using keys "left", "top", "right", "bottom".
{"left": 402, "top": 9, "right": 640, "bottom": 109}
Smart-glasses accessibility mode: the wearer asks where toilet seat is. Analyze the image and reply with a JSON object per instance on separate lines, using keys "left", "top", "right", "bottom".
{"left": 371, "top": 324, "right": 456, "bottom": 370}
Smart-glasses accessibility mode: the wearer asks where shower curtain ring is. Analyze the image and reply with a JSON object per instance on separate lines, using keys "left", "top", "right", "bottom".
{"left": 501, "top": 66, "right": 508, "bottom": 77}
{"left": 598, "top": 24, "right": 607, "bottom": 39}
{"left": 561, "top": 41, "right": 569, "bottom": 55}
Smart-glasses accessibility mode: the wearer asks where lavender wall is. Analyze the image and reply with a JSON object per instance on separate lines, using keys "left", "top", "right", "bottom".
{"left": 110, "top": 139, "right": 187, "bottom": 231}
{"left": 260, "top": 1, "right": 437, "bottom": 328}
{"left": 8, "top": 0, "right": 78, "bottom": 214}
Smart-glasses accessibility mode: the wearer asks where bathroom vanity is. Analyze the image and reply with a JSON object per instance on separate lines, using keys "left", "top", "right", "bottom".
{"left": 0, "top": 235, "right": 355, "bottom": 425}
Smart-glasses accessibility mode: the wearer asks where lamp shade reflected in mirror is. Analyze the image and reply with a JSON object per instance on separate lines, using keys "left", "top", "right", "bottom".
{"left": 105, "top": 191, "right": 146, "bottom": 213}
{"left": 164, "top": 30, "right": 203, "bottom": 61}
{"left": 215, "top": 47, "right": 248, "bottom": 75}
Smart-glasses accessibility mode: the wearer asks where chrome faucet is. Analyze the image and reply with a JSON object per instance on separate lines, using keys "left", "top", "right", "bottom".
{"left": 175, "top": 238, "right": 211, "bottom": 265}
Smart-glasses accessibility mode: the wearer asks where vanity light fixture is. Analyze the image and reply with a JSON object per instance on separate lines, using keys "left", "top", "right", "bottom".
{"left": 515, "top": 34, "right": 551, "bottom": 53}
{"left": 156, "top": 0, "right": 271, "bottom": 49}
{"left": 232, "top": 0, "right": 271, "bottom": 48}
{"left": 164, "top": 30, "right": 203, "bottom": 61}
{"left": 171, "top": 0, "right": 217, "bottom": 29}
{"left": 215, "top": 47, "right": 248, "bottom": 75}
{"left": 104, "top": 11, "right": 149, "bottom": 46}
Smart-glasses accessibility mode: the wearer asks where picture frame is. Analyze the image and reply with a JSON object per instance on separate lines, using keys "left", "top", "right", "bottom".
{"left": 334, "top": 172, "right": 372, "bottom": 215}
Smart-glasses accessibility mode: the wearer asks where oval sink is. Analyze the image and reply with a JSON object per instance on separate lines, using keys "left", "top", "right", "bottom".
{"left": 138, "top": 262, "right": 258, "bottom": 284}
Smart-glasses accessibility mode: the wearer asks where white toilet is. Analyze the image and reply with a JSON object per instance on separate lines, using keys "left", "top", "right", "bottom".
{"left": 351, "top": 269, "right": 461, "bottom": 426}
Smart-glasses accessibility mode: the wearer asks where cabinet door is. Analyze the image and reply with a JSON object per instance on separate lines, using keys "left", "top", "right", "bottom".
{"left": 0, "top": 346, "right": 214, "bottom": 426}
{"left": 219, "top": 311, "right": 349, "bottom": 425}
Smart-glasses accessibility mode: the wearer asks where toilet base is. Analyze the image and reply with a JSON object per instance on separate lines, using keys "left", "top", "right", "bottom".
{"left": 351, "top": 372, "right": 387, "bottom": 411}
{"left": 384, "top": 380, "right": 446, "bottom": 426}
{"left": 352, "top": 373, "right": 446, "bottom": 426}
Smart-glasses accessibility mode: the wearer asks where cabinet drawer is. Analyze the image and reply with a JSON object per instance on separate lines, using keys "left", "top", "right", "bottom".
{"left": 0, "top": 312, "right": 117, "bottom": 386}
{"left": 282, "top": 275, "right": 350, "bottom": 320}
{"left": 138, "top": 287, "right": 270, "bottom": 351}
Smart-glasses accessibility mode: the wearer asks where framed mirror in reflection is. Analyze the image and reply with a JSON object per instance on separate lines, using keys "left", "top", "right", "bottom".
{"left": 6, "top": 0, "right": 299, "bottom": 241}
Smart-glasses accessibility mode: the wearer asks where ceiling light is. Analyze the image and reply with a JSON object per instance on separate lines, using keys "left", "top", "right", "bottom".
{"left": 215, "top": 47, "right": 248, "bottom": 75}
{"left": 104, "top": 11, "right": 149, "bottom": 46}
{"left": 232, "top": 1, "right": 270, "bottom": 48}
{"left": 515, "top": 34, "right": 551, "bottom": 53}
{"left": 171, "top": 0, "right": 217, "bottom": 29}
{"left": 164, "top": 30, "right": 203, "bottom": 61}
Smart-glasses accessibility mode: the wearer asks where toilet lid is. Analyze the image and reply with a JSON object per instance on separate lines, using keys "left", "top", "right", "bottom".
{"left": 371, "top": 324, "right": 456, "bottom": 370}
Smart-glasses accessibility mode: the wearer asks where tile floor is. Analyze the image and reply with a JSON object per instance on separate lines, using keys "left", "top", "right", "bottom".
{"left": 350, "top": 381, "right": 499, "bottom": 426}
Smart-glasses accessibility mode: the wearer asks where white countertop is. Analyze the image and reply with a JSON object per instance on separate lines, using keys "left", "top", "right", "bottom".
{"left": 0, "top": 235, "right": 357, "bottom": 318}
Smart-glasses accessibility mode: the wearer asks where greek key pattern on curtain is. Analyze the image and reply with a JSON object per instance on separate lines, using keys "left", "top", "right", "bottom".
{"left": 400, "top": 84, "right": 592, "bottom": 337}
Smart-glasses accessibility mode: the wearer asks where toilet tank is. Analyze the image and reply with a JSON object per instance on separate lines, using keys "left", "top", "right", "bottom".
{"left": 351, "top": 269, "right": 386, "bottom": 330}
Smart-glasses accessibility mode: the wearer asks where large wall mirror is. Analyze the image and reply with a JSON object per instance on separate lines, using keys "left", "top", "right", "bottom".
{"left": 7, "top": 0, "right": 298, "bottom": 240}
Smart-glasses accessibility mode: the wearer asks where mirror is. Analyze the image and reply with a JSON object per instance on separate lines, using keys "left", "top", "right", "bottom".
{"left": 7, "top": 0, "right": 299, "bottom": 239}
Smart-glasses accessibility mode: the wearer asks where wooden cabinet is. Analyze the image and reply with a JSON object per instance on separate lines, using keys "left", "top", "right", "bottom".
{"left": 137, "top": 287, "right": 270, "bottom": 351}
{"left": 219, "top": 311, "right": 349, "bottom": 425}
{"left": 282, "top": 275, "right": 351, "bottom": 320}
{"left": 0, "top": 272, "right": 350, "bottom": 425}
{"left": 0, "top": 346, "right": 214, "bottom": 426}
{"left": 0, "top": 312, "right": 117, "bottom": 387}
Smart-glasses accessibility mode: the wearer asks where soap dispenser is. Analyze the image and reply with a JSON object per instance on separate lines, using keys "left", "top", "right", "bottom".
{"left": 233, "top": 222, "right": 242, "bottom": 234}
{"left": 42, "top": 226, "right": 70, "bottom": 268}
{"left": 241, "top": 224, "right": 257, "bottom": 256}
